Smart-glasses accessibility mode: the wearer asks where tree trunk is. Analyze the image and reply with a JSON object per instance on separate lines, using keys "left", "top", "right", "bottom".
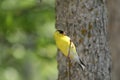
{"left": 55, "top": 0, "right": 111, "bottom": 80}
{"left": 107, "top": 0, "right": 120, "bottom": 80}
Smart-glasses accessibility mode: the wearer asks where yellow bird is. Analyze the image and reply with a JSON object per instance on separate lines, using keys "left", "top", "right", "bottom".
{"left": 54, "top": 30, "right": 85, "bottom": 70}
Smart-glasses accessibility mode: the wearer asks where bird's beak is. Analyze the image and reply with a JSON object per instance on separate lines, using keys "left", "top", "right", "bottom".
{"left": 63, "top": 32, "right": 66, "bottom": 35}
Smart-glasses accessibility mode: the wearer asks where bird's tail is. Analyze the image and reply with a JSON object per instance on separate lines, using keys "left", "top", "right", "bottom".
{"left": 78, "top": 58, "right": 86, "bottom": 70}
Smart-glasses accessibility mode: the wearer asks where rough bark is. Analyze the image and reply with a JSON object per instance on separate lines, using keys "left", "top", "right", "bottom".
{"left": 55, "top": 0, "right": 111, "bottom": 80}
{"left": 107, "top": 0, "right": 120, "bottom": 80}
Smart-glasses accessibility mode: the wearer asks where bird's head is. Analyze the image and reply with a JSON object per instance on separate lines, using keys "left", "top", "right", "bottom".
{"left": 54, "top": 30, "right": 66, "bottom": 38}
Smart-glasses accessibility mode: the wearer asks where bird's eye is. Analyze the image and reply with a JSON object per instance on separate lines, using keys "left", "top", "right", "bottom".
{"left": 59, "top": 31, "right": 63, "bottom": 34}
{"left": 57, "top": 30, "right": 64, "bottom": 34}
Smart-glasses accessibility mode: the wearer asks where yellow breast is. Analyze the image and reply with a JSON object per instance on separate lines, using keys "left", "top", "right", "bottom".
{"left": 55, "top": 35, "right": 70, "bottom": 57}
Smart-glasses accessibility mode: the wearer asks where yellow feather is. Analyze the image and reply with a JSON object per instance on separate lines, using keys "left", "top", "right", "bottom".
{"left": 54, "top": 30, "right": 85, "bottom": 70}
{"left": 54, "top": 31, "right": 76, "bottom": 59}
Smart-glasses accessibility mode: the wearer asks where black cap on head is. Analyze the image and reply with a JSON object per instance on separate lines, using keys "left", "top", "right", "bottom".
{"left": 57, "top": 30, "right": 64, "bottom": 34}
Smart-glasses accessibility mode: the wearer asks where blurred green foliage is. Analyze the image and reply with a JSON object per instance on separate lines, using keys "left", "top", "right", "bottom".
{"left": 0, "top": 0, "right": 57, "bottom": 80}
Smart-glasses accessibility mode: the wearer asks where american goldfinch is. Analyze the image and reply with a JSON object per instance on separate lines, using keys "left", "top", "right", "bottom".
{"left": 54, "top": 30, "right": 85, "bottom": 70}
